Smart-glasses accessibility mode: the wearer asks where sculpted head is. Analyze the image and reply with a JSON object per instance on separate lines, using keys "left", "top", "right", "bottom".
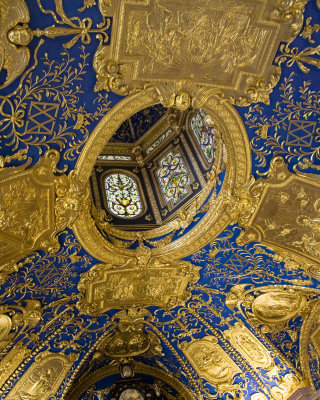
{"left": 7, "top": 25, "right": 32, "bottom": 46}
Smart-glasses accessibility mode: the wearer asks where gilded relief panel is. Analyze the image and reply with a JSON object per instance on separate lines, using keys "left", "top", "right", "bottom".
{"left": 77, "top": 252, "right": 200, "bottom": 314}
{"left": 0, "top": 345, "right": 31, "bottom": 389}
{"left": 94, "top": 0, "right": 307, "bottom": 104}
{"left": 237, "top": 157, "right": 320, "bottom": 271}
{"left": 180, "top": 336, "right": 241, "bottom": 392}
{"left": 224, "top": 322, "right": 274, "bottom": 370}
{"left": 5, "top": 352, "right": 77, "bottom": 400}
{"left": 0, "top": 149, "right": 87, "bottom": 272}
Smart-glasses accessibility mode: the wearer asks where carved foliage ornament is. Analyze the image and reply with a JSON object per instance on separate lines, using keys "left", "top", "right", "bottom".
{"left": 93, "top": 0, "right": 308, "bottom": 105}
{"left": 0, "top": 150, "right": 88, "bottom": 273}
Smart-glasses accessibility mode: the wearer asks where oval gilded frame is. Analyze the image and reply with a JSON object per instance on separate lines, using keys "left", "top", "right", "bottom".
{"left": 73, "top": 87, "right": 251, "bottom": 262}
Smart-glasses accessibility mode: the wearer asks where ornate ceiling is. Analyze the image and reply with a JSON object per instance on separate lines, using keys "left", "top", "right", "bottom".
{"left": 0, "top": 0, "right": 320, "bottom": 399}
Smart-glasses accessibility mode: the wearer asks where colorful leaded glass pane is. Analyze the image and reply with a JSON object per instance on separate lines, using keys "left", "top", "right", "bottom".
{"left": 190, "top": 108, "right": 216, "bottom": 164}
{"left": 104, "top": 173, "right": 143, "bottom": 218}
{"left": 156, "top": 151, "right": 191, "bottom": 205}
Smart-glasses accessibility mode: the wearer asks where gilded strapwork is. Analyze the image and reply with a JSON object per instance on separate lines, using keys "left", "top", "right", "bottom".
{"left": 77, "top": 247, "right": 200, "bottom": 314}
{"left": 93, "top": 0, "right": 307, "bottom": 105}
{"left": 180, "top": 336, "right": 241, "bottom": 394}
{"left": 5, "top": 351, "right": 78, "bottom": 400}
{"left": 0, "top": 150, "right": 87, "bottom": 273}
{"left": 224, "top": 322, "right": 274, "bottom": 370}
{"left": 236, "top": 156, "right": 320, "bottom": 275}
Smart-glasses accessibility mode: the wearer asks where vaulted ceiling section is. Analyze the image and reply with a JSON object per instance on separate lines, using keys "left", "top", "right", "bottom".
{"left": 0, "top": 1, "right": 320, "bottom": 399}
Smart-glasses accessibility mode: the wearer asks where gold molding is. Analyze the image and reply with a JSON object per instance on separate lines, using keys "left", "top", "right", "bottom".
{"left": 73, "top": 87, "right": 251, "bottom": 262}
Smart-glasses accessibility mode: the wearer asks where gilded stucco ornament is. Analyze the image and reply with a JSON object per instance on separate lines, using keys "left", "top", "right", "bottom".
{"left": 0, "top": 0, "right": 111, "bottom": 89}
{"left": 74, "top": 86, "right": 251, "bottom": 262}
{"left": 93, "top": 0, "right": 307, "bottom": 105}
{"left": 77, "top": 248, "right": 201, "bottom": 314}
{"left": 0, "top": 0, "right": 31, "bottom": 88}
{"left": 0, "top": 150, "right": 88, "bottom": 273}
{"left": 180, "top": 336, "right": 242, "bottom": 395}
{"left": 236, "top": 156, "right": 320, "bottom": 276}
{"left": 5, "top": 351, "right": 78, "bottom": 400}
{"left": 95, "top": 308, "right": 163, "bottom": 359}
{"left": 224, "top": 322, "right": 274, "bottom": 371}
{"left": 226, "top": 284, "right": 320, "bottom": 334}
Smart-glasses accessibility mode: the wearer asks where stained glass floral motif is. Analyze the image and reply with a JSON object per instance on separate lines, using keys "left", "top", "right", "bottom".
{"left": 104, "top": 173, "right": 143, "bottom": 218}
{"left": 190, "top": 108, "right": 216, "bottom": 164}
{"left": 156, "top": 151, "right": 191, "bottom": 205}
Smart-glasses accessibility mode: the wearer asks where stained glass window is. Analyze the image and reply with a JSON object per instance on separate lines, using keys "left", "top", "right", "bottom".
{"left": 104, "top": 173, "right": 143, "bottom": 218}
{"left": 156, "top": 151, "right": 191, "bottom": 205}
{"left": 190, "top": 108, "right": 216, "bottom": 164}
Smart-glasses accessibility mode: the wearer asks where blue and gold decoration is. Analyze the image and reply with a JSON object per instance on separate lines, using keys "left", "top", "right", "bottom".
{"left": 0, "top": 1, "right": 320, "bottom": 399}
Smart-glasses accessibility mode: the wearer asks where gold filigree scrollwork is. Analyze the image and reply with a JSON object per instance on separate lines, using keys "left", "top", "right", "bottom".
{"left": 0, "top": 150, "right": 87, "bottom": 273}
{"left": 93, "top": 0, "right": 307, "bottom": 105}
{"left": 77, "top": 248, "right": 201, "bottom": 314}
{"left": 0, "top": 0, "right": 111, "bottom": 89}
{"left": 180, "top": 336, "right": 241, "bottom": 395}
{"left": 235, "top": 156, "right": 320, "bottom": 276}
{"left": 5, "top": 351, "right": 78, "bottom": 400}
